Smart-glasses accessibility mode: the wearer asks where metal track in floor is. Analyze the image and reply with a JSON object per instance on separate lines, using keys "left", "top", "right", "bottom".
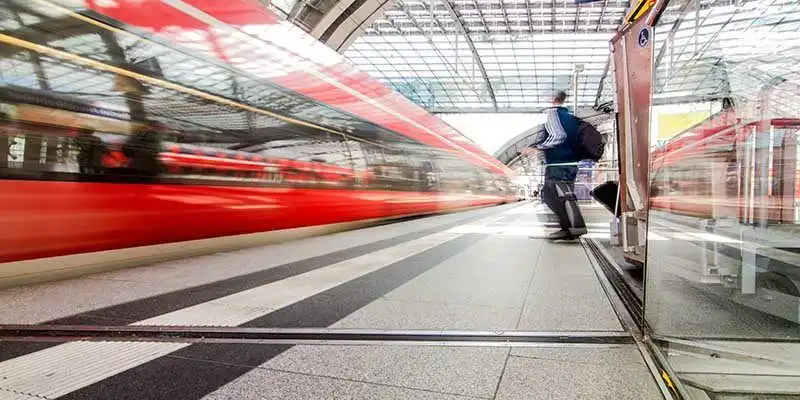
{"left": 0, "top": 325, "right": 634, "bottom": 346}
{"left": 582, "top": 237, "right": 688, "bottom": 400}
{"left": 583, "top": 238, "right": 644, "bottom": 326}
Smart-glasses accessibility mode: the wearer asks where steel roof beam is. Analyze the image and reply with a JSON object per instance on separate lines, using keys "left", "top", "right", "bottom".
{"left": 524, "top": 0, "right": 535, "bottom": 31}
{"left": 653, "top": 0, "right": 704, "bottom": 70}
{"left": 395, "top": 2, "right": 475, "bottom": 105}
{"left": 7, "top": 6, "right": 51, "bottom": 92}
{"left": 441, "top": 0, "right": 498, "bottom": 110}
{"left": 593, "top": 0, "right": 631, "bottom": 104}
{"left": 0, "top": 16, "right": 95, "bottom": 57}
{"left": 498, "top": 0, "right": 512, "bottom": 34}
{"left": 596, "top": 0, "right": 609, "bottom": 32}
{"left": 394, "top": 2, "right": 629, "bottom": 12}
{"left": 594, "top": 55, "right": 611, "bottom": 106}
{"left": 369, "top": 28, "right": 621, "bottom": 35}
{"left": 417, "top": 2, "right": 452, "bottom": 36}
{"left": 362, "top": 25, "right": 622, "bottom": 35}
{"left": 471, "top": 0, "right": 490, "bottom": 33}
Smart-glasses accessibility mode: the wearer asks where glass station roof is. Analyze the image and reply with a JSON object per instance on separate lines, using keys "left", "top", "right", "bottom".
{"left": 487, "top": 0, "right": 800, "bottom": 169}
{"left": 341, "top": 0, "right": 631, "bottom": 112}
{"left": 587, "top": 0, "right": 800, "bottom": 111}
{"left": 279, "top": 0, "right": 798, "bottom": 117}
{"left": 650, "top": 0, "right": 800, "bottom": 115}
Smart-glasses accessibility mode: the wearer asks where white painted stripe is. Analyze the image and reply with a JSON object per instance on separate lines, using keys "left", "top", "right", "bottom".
{"left": 135, "top": 231, "right": 461, "bottom": 327}
{"left": 0, "top": 342, "right": 187, "bottom": 399}
{"left": 0, "top": 221, "right": 491, "bottom": 398}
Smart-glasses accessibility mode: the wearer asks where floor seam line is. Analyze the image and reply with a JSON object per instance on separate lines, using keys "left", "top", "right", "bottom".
{"left": 257, "top": 366, "right": 492, "bottom": 399}
{"left": 514, "top": 238, "right": 545, "bottom": 330}
{"left": 490, "top": 349, "right": 511, "bottom": 400}
{"left": 164, "top": 354, "right": 266, "bottom": 370}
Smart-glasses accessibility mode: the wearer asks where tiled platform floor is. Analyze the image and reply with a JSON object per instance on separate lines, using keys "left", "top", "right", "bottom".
{"left": 0, "top": 202, "right": 664, "bottom": 400}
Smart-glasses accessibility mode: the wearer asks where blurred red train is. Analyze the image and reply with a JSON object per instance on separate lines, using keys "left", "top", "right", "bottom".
{"left": 650, "top": 108, "right": 800, "bottom": 224}
{"left": 0, "top": 0, "right": 517, "bottom": 284}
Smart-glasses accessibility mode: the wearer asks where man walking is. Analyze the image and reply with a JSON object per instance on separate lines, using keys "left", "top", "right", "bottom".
{"left": 531, "top": 91, "right": 588, "bottom": 240}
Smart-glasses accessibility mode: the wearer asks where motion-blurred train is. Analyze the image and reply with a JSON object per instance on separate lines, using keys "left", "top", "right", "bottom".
{"left": 648, "top": 105, "right": 800, "bottom": 304}
{"left": 0, "top": 0, "right": 517, "bottom": 284}
{"left": 650, "top": 108, "right": 800, "bottom": 224}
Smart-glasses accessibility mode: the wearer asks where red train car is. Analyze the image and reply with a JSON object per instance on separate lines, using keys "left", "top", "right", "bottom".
{"left": 650, "top": 108, "right": 800, "bottom": 224}
{"left": 0, "top": 0, "right": 516, "bottom": 285}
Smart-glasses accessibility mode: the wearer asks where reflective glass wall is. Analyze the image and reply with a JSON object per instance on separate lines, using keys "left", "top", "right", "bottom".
{"left": 644, "top": 0, "right": 800, "bottom": 397}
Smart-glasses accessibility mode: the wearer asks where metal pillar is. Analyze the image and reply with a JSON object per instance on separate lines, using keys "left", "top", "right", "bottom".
{"left": 573, "top": 74, "right": 579, "bottom": 111}
{"left": 573, "top": 64, "right": 583, "bottom": 111}
{"left": 608, "top": 0, "right": 670, "bottom": 264}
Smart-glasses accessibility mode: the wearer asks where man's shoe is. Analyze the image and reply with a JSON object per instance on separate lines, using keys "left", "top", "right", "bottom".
{"left": 568, "top": 227, "right": 588, "bottom": 237}
{"left": 546, "top": 230, "right": 573, "bottom": 240}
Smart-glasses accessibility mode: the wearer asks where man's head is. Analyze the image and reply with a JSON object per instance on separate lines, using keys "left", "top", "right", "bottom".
{"left": 552, "top": 91, "right": 567, "bottom": 106}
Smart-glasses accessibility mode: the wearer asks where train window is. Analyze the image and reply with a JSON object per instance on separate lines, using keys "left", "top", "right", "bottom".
{"left": 1, "top": 52, "right": 45, "bottom": 90}
{"left": 368, "top": 147, "right": 430, "bottom": 191}
{"left": 42, "top": 58, "right": 116, "bottom": 95}
{"left": 7, "top": 134, "right": 26, "bottom": 168}
{"left": 0, "top": 33, "right": 500, "bottom": 197}
{"left": 346, "top": 139, "right": 369, "bottom": 171}
{"left": 49, "top": 34, "right": 111, "bottom": 62}
{"left": 434, "top": 151, "right": 477, "bottom": 192}
{"left": 0, "top": 119, "right": 108, "bottom": 177}
{"left": 109, "top": 29, "right": 383, "bottom": 147}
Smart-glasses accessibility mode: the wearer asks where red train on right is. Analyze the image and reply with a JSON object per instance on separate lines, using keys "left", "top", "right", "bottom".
{"left": 650, "top": 107, "right": 800, "bottom": 225}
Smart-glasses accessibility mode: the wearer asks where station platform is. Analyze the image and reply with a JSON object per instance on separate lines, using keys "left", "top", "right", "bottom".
{"left": 0, "top": 203, "right": 666, "bottom": 400}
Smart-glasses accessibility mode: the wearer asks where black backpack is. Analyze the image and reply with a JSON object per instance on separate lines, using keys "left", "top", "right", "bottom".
{"left": 571, "top": 117, "right": 605, "bottom": 161}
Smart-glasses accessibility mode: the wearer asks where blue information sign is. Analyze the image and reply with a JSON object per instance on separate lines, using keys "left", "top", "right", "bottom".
{"left": 638, "top": 28, "right": 650, "bottom": 48}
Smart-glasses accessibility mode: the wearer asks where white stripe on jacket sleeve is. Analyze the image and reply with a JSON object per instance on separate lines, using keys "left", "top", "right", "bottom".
{"left": 538, "top": 107, "right": 567, "bottom": 149}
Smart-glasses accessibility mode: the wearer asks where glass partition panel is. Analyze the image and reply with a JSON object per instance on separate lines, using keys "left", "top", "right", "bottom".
{"left": 645, "top": 0, "right": 800, "bottom": 397}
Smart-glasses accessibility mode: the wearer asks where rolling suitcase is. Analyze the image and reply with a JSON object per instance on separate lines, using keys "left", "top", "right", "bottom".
{"left": 544, "top": 181, "right": 587, "bottom": 237}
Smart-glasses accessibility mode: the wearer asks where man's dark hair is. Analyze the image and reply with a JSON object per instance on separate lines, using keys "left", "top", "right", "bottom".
{"left": 554, "top": 91, "right": 567, "bottom": 104}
